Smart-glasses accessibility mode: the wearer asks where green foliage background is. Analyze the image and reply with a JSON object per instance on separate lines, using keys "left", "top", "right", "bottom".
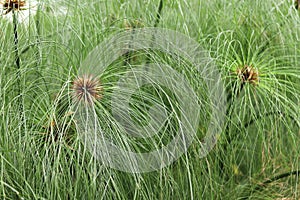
{"left": 0, "top": 0, "right": 299, "bottom": 199}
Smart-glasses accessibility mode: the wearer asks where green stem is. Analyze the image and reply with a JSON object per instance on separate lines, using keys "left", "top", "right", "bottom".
{"left": 241, "top": 170, "right": 300, "bottom": 199}
{"left": 13, "top": 10, "right": 20, "bottom": 70}
{"left": 219, "top": 81, "right": 245, "bottom": 176}
{"left": 296, "top": 0, "right": 300, "bottom": 10}
{"left": 34, "top": 5, "right": 50, "bottom": 102}
{"left": 154, "top": 0, "right": 163, "bottom": 28}
{"left": 13, "top": 10, "right": 24, "bottom": 123}
{"left": 244, "top": 111, "right": 299, "bottom": 129}
{"left": 144, "top": 0, "right": 164, "bottom": 68}
{"left": 262, "top": 170, "right": 300, "bottom": 184}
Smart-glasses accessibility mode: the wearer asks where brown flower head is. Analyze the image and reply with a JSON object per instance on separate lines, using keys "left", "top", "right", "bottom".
{"left": 72, "top": 74, "right": 103, "bottom": 105}
{"left": 1, "top": 0, "right": 26, "bottom": 15}
{"left": 236, "top": 65, "right": 259, "bottom": 86}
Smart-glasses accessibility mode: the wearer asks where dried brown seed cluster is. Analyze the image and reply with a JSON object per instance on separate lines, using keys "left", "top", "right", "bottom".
{"left": 236, "top": 65, "right": 259, "bottom": 86}
{"left": 1, "top": 0, "right": 26, "bottom": 15}
{"left": 72, "top": 74, "right": 103, "bottom": 105}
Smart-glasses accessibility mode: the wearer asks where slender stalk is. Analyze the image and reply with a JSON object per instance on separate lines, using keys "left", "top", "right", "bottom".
{"left": 244, "top": 111, "right": 299, "bottom": 129}
{"left": 12, "top": 9, "right": 24, "bottom": 123}
{"left": 296, "top": 0, "right": 300, "bottom": 10}
{"left": 13, "top": 10, "right": 20, "bottom": 71}
{"left": 123, "top": 0, "right": 164, "bottom": 70}
{"left": 241, "top": 170, "right": 300, "bottom": 199}
{"left": 34, "top": 4, "right": 51, "bottom": 102}
{"left": 154, "top": 0, "right": 163, "bottom": 28}
{"left": 219, "top": 81, "right": 244, "bottom": 176}
{"left": 144, "top": 0, "right": 164, "bottom": 67}
{"left": 262, "top": 170, "right": 300, "bottom": 184}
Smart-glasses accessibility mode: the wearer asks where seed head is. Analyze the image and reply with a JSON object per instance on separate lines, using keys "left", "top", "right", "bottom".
{"left": 236, "top": 65, "right": 259, "bottom": 86}
{"left": 1, "top": 0, "right": 26, "bottom": 15}
{"left": 72, "top": 74, "right": 102, "bottom": 105}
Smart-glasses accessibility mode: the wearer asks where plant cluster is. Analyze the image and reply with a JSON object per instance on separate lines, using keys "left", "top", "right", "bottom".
{"left": 0, "top": 0, "right": 299, "bottom": 199}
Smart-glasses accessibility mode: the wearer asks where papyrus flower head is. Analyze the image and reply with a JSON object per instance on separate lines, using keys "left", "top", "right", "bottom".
{"left": 1, "top": 0, "right": 26, "bottom": 15}
{"left": 0, "top": 0, "right": 38, "bottom": 23}
{"left": 72, "top": 74, "right": 103, "bottom": 105}
{"left": 236, "top": 65, "right": 259, "bottom": 86}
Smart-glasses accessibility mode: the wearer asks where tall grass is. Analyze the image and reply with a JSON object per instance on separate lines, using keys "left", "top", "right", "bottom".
{"left": 0, "top": 0, "right": 299, "bottom": 199}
